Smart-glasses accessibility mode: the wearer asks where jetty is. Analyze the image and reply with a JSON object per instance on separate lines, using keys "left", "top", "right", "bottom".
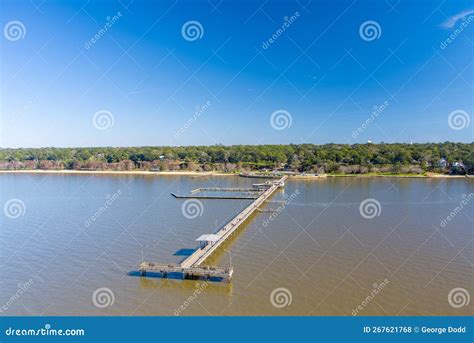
{"left": 171, "top": 193, "right": 258, "bottom": 200}
{"left": 238, "top": 172, "right": 281, "bottom": 179}
{"left": 139, "top": 175, "right": 288, "bottom": 282}
{"left": 190, "top": 187, "right": 261, "bottom": 193}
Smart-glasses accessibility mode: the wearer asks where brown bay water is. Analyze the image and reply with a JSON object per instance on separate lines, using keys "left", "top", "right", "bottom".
{"left": 1, "top": 174, "right": 472, "bottom": 316}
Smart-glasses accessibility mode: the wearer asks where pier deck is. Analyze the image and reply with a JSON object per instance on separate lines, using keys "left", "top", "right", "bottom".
{"left": 171, "top": 193, "right": 258, "bottom": 200}
{"left": 139, "top": 176, "right": 288, "bottom": 282}
{"left": 138, "top": 262, "right": 232, "bottom": 280}
{"left": 190, "top": 187, "right": 261, "bottom": 193}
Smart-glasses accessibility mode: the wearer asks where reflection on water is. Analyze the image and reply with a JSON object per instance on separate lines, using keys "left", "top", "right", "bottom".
{"left": 0, "top": 174, "right": 472, "bottom": 316}
{"left": 138, "top": 276, "right": 232, "bottom": 295}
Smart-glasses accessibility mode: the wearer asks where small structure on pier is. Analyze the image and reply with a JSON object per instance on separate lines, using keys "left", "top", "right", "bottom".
{"left": 196, "top": 234, "right": 220, "bottom": 248}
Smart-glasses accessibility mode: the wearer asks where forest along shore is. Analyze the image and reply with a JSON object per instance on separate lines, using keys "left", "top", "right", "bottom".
{"left": 1, "top": 143, "right": 472, "bottom": 176}
{"left": 0, "top": 170, "right": 470, "bottom": 179}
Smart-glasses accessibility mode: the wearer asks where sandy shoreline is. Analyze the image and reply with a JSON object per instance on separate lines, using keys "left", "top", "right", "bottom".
{"left": 0, "top": 169, "right": 470, "bottom": 179}
{"left": 0, "top": 169, "right": 233, "bottom": 177}
{"left": 327, "top": 173, "right": 469, "bottom": 179}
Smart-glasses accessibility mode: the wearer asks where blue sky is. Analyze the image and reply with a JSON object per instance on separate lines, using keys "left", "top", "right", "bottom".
{"left": 1, "top": 0, "right": 473, "bottom": 148}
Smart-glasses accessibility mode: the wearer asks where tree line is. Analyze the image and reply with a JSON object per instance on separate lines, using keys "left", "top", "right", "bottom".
{"left": 0, "top": 143, "right": 472, "bottom": 174}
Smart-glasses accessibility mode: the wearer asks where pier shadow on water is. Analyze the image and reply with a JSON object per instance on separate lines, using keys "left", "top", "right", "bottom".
{"left": 174, "top": 248, "right": 197, "bottom": 264}
{"left": 173, "top": 248, "right": 196, "bottom": 256}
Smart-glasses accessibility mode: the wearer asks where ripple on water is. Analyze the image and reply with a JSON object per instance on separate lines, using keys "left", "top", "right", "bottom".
{"left": 1, "top": 174, "right": 472, "bottom": 316}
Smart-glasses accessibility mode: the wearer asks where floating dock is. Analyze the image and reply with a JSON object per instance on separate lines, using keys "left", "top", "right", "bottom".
{"left": 171, "top": 193, "right": 258, "bottom": 200}
{"left": 139, "top": 175, "right": 288, "bottom": 282}
{"left": 190, "top": 187, "right": 261, "bottom": 193}
{"left": 238, "top": 173, "right": 281, "bottom": 179}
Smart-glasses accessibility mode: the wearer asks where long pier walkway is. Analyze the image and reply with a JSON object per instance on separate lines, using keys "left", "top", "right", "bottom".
{"left": 139, "top": 175, "right": 288, "bottom": 282}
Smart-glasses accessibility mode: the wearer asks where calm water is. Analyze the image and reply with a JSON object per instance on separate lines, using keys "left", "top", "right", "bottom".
{"left": 1, "top": 174, "right": 472, "bottom": 316}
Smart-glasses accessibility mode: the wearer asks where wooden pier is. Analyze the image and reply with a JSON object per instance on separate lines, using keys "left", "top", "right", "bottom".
{"left": 238, "top": 173, "right": 281, "bottom": 179}
{"left": 190, "top": 187, "right": 261, "bottom": 193}
{"left": 138, "top": 262, "right": 232, "bottom": 280}
{"left": 139, "top": 175, "right": 288, "bottom": 282}
{"left": 171, "top": 181, "right": 276, "bottom": 200}
{"left": 171, "top": 193, "right": 258, "bottom": 200}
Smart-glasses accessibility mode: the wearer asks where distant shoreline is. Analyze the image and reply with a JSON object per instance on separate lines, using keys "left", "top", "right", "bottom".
{"left": 0, "top": 169, "right": 470, "bottom": 179}
{"left": 0, "top": 169, "right": 230, "bottom": 177}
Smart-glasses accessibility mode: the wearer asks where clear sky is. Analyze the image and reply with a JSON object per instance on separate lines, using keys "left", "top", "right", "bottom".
{"left": 1, "top": 0, "right": 473, "bottom": 148}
